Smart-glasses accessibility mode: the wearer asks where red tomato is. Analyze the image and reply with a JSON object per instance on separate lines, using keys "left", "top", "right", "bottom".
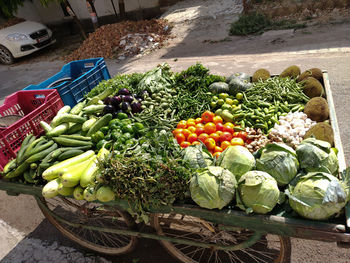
{"left": 188, "top": 126, "right": 196, "bottom": 133}
{"left": 177, "top": 120, "right": 187, "bottom": 129}
{"left": 209, "top": 133, "right": 220, "bottom": 143}
{"left": 182, "top": 129, "right": 191, "bottom": 139}
{"left": 204, "top": 122, "right": 216, "bottom": 134}
{"left": 195, "top": 117, "right": 203, "bottom": 124}
{"left": 231, "top": 137, "right": 245, "bottom": 146}
{"left": 180, "top": 141, "right": 191, "bottom": 148}
{"left": 237, "top": 131, "right": 248, "bottom": 141}
{"left": 172, "top": 128, "right": 183, "bottom": 136}
{"left": 195, "top": 127, "right": 205, "bottom": 136}
{"left": 192, "top": 141, "right": 201, "bottom": 145}
{"left": 187, "top": 120, "right": 196, "bottom": 127}
{"left": 214, "top": 146, "right": 223, "bottom": 153}
{"left": 204, "top": 138, "right": 216, "bottom": 150}
{"left": 216, "top": 130, "right": 223, "bottom": 136}
{"left": 187, "top": 133, "right": 198, "bottom": 143}
{"left": 216, "top": 122, "right": 224, "bottom": 132}
{"left": 175, "top": 133, "right": 186, "bottom": 144}
{"left": 198, "top": 133, "right": 209, "bottom": 143}
{"left": 212, "top": 116, "right": 223, "bottom": 124}
{"left": 201, "top": 111, "right": 215, "bottom": 123}
{"left": 219, "top": 132, "right": 233, "bottom": 143}
{"left": 223, "top": 123, "right": 234, "bottom": 134}
{"left": 213, "top": 152, "right": 221, "bottom": 159}
{"left": 221, "top": 141, "right": 231, "bottom": 150}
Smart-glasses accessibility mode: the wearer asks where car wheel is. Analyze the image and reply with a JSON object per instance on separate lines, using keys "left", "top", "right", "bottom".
{"left": 0, "top": 45, "right": 15, "bottom": 65}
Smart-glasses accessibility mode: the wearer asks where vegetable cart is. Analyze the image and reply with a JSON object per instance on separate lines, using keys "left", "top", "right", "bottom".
{"left": 1, "top": 71, "right": 349, "bottom": 263}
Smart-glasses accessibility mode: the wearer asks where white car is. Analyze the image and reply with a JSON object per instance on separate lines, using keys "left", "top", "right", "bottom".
{"left": 0, "top": 20, "right": 56, "bottom": 64}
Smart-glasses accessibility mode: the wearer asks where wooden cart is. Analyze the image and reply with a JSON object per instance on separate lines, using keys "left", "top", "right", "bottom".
{"left": 1, "top": 71, "right": 349, "bottom": 263}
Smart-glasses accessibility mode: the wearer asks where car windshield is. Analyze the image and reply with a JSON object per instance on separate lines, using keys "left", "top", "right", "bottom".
{"left": 0, "top": 17, "right": 25, "bottom": 30}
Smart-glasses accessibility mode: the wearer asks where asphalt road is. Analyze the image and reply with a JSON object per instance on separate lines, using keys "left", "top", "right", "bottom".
{"left": 1, "top": 48, "right": 350, "bottom": 263}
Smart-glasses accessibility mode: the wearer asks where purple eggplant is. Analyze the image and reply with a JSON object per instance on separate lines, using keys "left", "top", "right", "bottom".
{"left": 123, "top": 95, "right": 134, "bottom": 103}
{"left": 118, "top": 88, "right": 131, "bottom": 96}
{"left": 110, "top": 96, "right": 122, "bottom": 108}
{"left": 131, "top": 101, "right": 142, "bottom": 113}
{"left": 103, "top": 105, "right": 115, "bottom": 115}
{"left": 103, "top": 96, "right": 112, "bottom": 105}
{"left": 121, "top": 102, "right": 131, "bottom": 113}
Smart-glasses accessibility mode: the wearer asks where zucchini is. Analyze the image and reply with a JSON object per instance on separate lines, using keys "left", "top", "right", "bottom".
{"left": 57, "top": 149, "right": 84, "bottom": 161}
{"left": 25, "top": 143, "right": 58, "bottom": 164}
{"left": 82, "top": 105, "right": 105, "bottom": 115}
{"left": 52, "top": 137, "right": 93, "bottom": 147}
{"left": 59, "top": 135, "right": 91, "bottom": 141}
{"left": 57, "top": 105, "right": 71, "bottom": 116}
{"left": 87, "top": 114, "right": 112, "bottom": 136}
{"left": 46, "top": 123, "right": 69, "bottom": 137}
{"left": 40, "top": 121, "right": 52, "bottom": 134}
{"left": 66, "top": 123, "right": 83, "bottom": 135}
{"left": 51, "top": 114, "right": 86, "bottom": 128}
{"left": 82, "top": 118, "right": 97, "bottom": 132}
{"left": 70, "top": 101, "right": 86, "bottom": 115}
{"left": 3, "top": 159, "right": 16, "bottom": 174}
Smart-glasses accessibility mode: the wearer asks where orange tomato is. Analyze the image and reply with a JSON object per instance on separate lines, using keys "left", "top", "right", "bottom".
{"left": 188, "top": 126, "right": 196, "bottom": 133}
{"left": 204, "top": 122, "right": 216, "bottom": 134}
{"left": 187, "top": 120, "right": 196, "bottom": 127}
{"left": 198, "top": 133, "right": 209, "bottom": 143}
{"left": 175, "top": 133, "right": 186, "bottom": 144}
{"left": 204, "top": 138, "right": 216, "bottom": 150}
{"left": 172, "top": 128, "right": 183, "bottom": 136}
{"left": 223, "top": 122, "right": 235, "bottom": 134}
{"left": 201, "top": 111, "right": 215, "bottom": 123}
{"left": 187, "top": 133, "right": 198, "bottom": 143}
{"left": 177, "top": 120, "right": 187, "bottom": 129}
{"left": 182, "top": 129, "right": 191, "bottom": 138}
{"left": 221, "top": 141, "right": 231, "bottom": 150}
{"left": 195, "top": 127, "right": 205, "bottom": 136}
{"left": 187, "top": 118, "right": 196, "bottom": 123}
{"left": 213, "top": 152, "right": 221, "bottom": 159}
{"left": 195, "top": 117, "right": 203, "bottom": 124}
{"left": 212, "top": 116, "right": 223, "bottom": 124}
{"left": 192, "top": 141, "right": 201, "bottom": 145}
{"left": 209, "top": 133, "right": 220, "bottom": 143}
{"left": 231, "top": 137, "right": 245, "bottom": 146}
{"left": 180, "top": 141, "right": 191, "bottom": 148}
{"left": 216, "top": 130, "right": 223, "bottom": 136}
{"left": 216, "top": 122, "right": 224, "bottom": 132}
{"left": 232, "top": 131, "right": 239, "bottom": 137}
{"left": 214, "top": 146, "right": 223, "bottom": 153}
{"left": 219, "top": 132, "right": 233, "bottom": 143}
{"left": 196, "top": 123, "right": 204, "bottom": 128}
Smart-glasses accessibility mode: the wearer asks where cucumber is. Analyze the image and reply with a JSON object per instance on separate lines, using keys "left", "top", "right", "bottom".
{"left": 40, "top": 121, "right": 52, "bottom": 134}
{"left": 53, "top": 137, "right": 93, "bottom": 147}
{"left": 24, "top": 171, "right": 35, "bottom": 183}
{"left": 52, "top": 114, "right": 86, "bottom": 127}
{"left": 57, "top": 149, "right": 84, "bottom": 161}
{"left": 46, "top": 123, "right": 70, "bottom": 137}
{"left": 57, "top": 105, "right": 71, "bottom": 116}
{"left": 4, "top": 162, "right": 30, "bottom": 179}
{"left": 82, "top": 118, "right": 97, "bottom": 132}
{"left": 23, "top": 137, "right": 46, "bottom": 159}
{"left": 70, "top": 101, "right": 86, "bottom": 115}
{"left": 16, "top": 134, "right": 35, "bottom": 165}
{"left": 66, "top": 123, "right": 83, "bottom": 135}
{"left": 59, "top": 135, "right": 91, "bottom": 141}
{"left": 82, "top": 105, "right": 105, "bottom": 115}
{"left": 23, "top": 140, "right": 54, "bottom": 161}
{"left": 3, "top": 159, "right": 16, "bottom": 174}
{"left": 87, "top": 114, "right": 112, "bottom": 136}
{"left": 25, "top": 143, "right": 58, "bottom": 164}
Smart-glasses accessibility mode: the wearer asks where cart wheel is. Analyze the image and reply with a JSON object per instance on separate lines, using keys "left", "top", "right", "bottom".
{"left": 37, "top": 196, "right": 137, "bottom": 255}
{"left": 151, "top": 213, "right": 291, "bottom": 263}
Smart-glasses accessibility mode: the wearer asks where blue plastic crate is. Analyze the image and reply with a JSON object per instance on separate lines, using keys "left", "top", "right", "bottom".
{"left": 24, "top": 58, "right": 111, "bottom": 107}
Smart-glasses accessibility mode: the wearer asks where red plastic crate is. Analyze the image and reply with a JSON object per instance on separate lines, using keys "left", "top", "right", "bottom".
{"left": 0, "top": 90, "right": 64, "bottom": 170}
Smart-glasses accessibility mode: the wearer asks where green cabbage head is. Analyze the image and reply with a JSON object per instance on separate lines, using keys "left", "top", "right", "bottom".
{"left": 182, "top": 144, "right": 214, "bottom": 169}
{"left": 296, "top": 138, "right": 339, "bottom": 175}
{"left": 190, "top": 166, "right": 237, "bottom": 209}
{"left": 256, "top": 143, "right": 299, "bottom": 186}
{"left": 237, "top": 171, "right": 280, "bottom": 214}
{"left": 216, "top": 145, "right": 255, "bottom": 180}
{"left": 286, "top": 172, "right": 348, "bottom": 220}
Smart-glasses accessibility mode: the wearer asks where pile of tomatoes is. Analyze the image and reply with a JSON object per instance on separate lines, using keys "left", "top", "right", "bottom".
{"left": 172, "top": 111, "right": 248, "bottom": 158}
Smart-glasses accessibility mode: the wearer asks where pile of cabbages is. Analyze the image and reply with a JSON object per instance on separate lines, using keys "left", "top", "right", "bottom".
{"left": 182, "top": 138, "right": 349, "bottom": 221}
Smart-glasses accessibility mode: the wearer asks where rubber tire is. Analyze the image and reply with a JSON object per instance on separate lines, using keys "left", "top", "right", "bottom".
{"left": 0, "top": 45, "right": 15, "bottom": 65}
{"left": 38, "top": 197, "right": 138, "bottom": 255}
{"left": 151, "top": 213, "right": 292, "bottom": 263}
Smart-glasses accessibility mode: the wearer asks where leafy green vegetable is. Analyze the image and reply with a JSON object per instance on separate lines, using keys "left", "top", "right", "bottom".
{"left": 296, "top": 138, "right": 339, "bottom": 175}
{"left": 286, "top": 172, "right": 349, "bottom": 220}
{"left": 256, "top": 143, "right": 299, "bottom": 186}
{"left": 190, "top": 166, "right": 237, "bottom": 210}
{"left": 237, "top": 170, "right": 280, "bottom": 214}
{"left": 216, "top": 145, "right": 255, "bottom": 180}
